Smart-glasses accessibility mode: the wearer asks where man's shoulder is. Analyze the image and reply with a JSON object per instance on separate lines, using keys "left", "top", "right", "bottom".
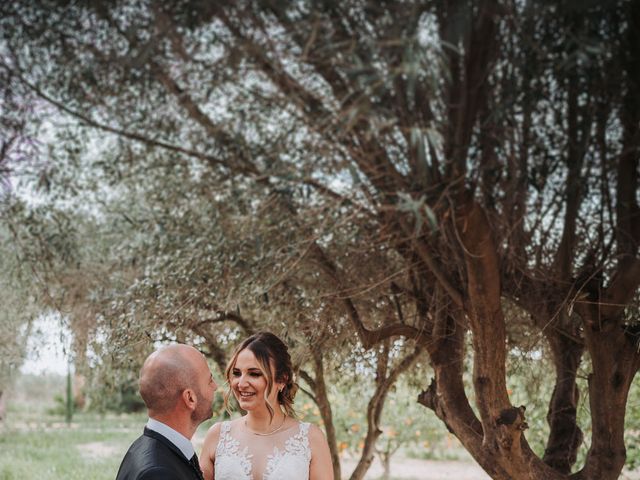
{"left": 126, "top": 431, "right": 178, "bottom": 461}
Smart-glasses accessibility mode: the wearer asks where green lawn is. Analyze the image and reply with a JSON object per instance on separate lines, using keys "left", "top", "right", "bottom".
{"left": 0, "top": 375, "right": 220, "bottom": 480}
{"left": 0, "top": 410, "right": 146, "bottom": 480}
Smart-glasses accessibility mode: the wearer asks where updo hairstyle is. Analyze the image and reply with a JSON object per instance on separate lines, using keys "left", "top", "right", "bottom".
{"left": 224, "top": 331, "right": 299, "bottom": 421}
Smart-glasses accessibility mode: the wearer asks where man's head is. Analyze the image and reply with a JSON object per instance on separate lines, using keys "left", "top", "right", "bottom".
{"left": 139, "top": 344, "right": 217, "bottom": 429}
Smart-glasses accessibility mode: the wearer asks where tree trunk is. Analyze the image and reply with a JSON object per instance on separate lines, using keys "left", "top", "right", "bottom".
{"left": 381, "top": 452, "right": 391, "bottom": 480}
{"left": 420, "top": 307, "right": 512, "bottom": 480}
{"left": 310, "top": 350, "right": 342, "bottom": 480}
{"left": 349, "top": 343, "right": 423, "bottom": 480}
{"left": 543, "top": 331, "right": 584, "bottom": 473}
{"left": 349, "top": 341, "right": 390, "bottom": 480}
{"left": 452, "top": 200, "right": 567, "bottom": 479}
{"left": 573, "top": 305, "right": 640, "bottom": 480}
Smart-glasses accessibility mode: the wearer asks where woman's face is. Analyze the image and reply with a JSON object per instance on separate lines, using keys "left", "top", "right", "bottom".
{"left": 230, "top": 348, "right": 282, "bottom": 412}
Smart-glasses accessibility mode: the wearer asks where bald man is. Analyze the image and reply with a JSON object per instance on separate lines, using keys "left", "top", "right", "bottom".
{"left": 116, "top": 344, "right": 217, "bottom": 480}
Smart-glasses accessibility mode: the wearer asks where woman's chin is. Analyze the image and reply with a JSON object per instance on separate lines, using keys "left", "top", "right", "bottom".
{"left": 236, "top": 397, "right": 258, "bottom": 409}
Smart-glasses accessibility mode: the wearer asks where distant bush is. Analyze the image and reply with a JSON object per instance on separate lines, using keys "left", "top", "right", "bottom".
{"left": 96, "top": 381, "right": 146, "bottom": 414}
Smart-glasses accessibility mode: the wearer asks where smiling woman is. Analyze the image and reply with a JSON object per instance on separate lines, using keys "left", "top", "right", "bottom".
{"left": 225, "top": 332, "right": 298, "bottom": 424}
{"left": 199, "top": 332, "right": 333, "bottom": 480}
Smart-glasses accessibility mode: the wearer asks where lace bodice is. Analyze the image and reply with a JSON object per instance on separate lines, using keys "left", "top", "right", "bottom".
{"left": 214, "top": 420, "right": 311, "bottom": 480}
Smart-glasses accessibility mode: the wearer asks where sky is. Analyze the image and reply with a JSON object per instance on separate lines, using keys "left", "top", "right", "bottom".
{"left": 20, "top": 313, "right": 71, "bottom": 376}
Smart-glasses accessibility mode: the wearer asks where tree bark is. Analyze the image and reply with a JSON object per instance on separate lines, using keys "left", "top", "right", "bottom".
{"left": 309, "top": 349, "right": 342, "bottom": 480}
{"left": 543, "top": 331, "right": 584, "bottom": 473}
{"left": 454, "top": 200, "right": 566, "bottom": 479}
{"left": 575, "top": 319, "right": 640, "bottom": 480}
{"left": 419, "top": 304, "right": 511, "bottom": 480}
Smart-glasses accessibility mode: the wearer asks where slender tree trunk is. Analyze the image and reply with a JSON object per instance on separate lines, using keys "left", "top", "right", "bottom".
{"left": 543, "top": 331, "right": 584, "bottom": 473}
{"left": 349, "top": 343, "right": 423, "bottom": 480}
{"left": 381, "top": 452, "right": 391, "bottom": 480}
{"left": 349, "top": 341, "right": 390, "bottom": 480}
{"left": 310, "top": 349, "right": 342, "bottom": 480}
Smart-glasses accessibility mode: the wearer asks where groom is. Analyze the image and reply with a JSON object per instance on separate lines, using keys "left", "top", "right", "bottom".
{"left": 116, "top": 344, "right": 217, "bottom": 480}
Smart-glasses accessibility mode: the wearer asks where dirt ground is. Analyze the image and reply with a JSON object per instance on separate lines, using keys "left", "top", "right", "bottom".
{"left": 340, "top": 455, "right": 640, "bottom": 480}
{"left": 340, "top": 456, "right": 490, "bottom": 479}
{"left": 78, "top": 438, "right": 640, "bottom": 480}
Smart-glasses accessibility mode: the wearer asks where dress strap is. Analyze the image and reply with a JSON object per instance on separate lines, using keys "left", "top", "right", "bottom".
{"left": 284, "top": 422, "right": 311, "bottom": 460}
{"left": 213, "top": 420, "right": 253, "bottom": 478}
{"left": 215, "top": 421, "right": 232, "bottom": 456}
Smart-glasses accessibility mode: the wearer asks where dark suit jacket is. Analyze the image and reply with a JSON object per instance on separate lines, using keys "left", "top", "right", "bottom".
{"left": 116, "top": 427, "right": 202, "bottom": 480}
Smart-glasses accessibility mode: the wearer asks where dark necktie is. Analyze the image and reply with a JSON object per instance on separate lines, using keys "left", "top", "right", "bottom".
{"left": 189, "top": 453, "right": 204, "bottom": 480}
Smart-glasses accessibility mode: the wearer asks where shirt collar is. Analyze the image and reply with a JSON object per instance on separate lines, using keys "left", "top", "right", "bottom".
{"left": 146, "top": 418, "right": 195, "bottom": 460}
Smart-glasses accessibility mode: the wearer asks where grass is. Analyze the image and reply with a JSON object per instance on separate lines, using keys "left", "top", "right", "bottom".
{"left": 0, "top": 373, "right": 149, "bottom": 480}
{"left": 0, "top": 409, "right": 146, "bottom": 480}
{"left": 0, "top": 372, "right": 221, "bottom": 480}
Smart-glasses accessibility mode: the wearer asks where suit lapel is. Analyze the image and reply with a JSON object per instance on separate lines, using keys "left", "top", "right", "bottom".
{"left": 143, "top": 428, "right": 203, "bottom": 479}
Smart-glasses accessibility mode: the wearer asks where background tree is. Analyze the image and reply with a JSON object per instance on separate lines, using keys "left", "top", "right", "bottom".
{"left": 0, "top": 224, "right": 36, "bottom": 421}
{"left": 1, "top": 1, "right": 639, "bottom": 479}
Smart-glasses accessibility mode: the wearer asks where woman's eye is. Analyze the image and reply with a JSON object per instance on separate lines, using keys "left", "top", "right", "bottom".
{"left": 232, "top": 370, "right": 241, "bottom": 377}
{"left": 250, "top": 372, "right": 262, "bottom": 377}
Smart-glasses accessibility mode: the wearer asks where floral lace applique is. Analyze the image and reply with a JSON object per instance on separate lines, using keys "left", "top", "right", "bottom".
{"left": 263, "top": 422, "right": 311, "bottom": 480}
{"left": 215, "top": 421, "right": 253, "bottom": 479}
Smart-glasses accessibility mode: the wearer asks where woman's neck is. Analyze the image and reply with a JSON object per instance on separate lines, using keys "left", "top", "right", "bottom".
{"left": 245, "top": 407, "right": 286, "bottom": 433}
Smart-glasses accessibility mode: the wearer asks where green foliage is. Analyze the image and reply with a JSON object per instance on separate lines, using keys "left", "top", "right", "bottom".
{"left": 0, "top": 220, "right": 40, "bottom": 400}
{"left": 47, "top": 394, "right": 79, "bottom": 417}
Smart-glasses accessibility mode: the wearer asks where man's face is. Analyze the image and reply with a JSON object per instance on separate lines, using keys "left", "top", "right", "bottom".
{"left": 192, "top": 356, "right": 217, "bottom": 424}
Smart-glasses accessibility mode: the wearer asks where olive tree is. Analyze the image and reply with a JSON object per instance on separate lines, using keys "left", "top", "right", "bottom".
{"left": 1, "top": 1, "right": 639, "bottom": 479}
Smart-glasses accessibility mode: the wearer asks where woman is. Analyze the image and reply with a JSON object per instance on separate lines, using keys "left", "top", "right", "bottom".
{"left": 200, "top": 332, "right": 333, "bottom": 480}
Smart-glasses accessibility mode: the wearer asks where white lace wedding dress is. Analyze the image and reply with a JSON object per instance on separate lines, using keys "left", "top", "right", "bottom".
{"left": 214, "top": 420, "right": 312, "bottom": 480}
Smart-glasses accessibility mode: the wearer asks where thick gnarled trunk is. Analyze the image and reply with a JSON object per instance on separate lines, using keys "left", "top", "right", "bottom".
{"left": 308, "top": 350, "right": 342, "bottom": 480}
{"left": 454, "top": 201, "right": 566, "bottom": 480}
{"left": 573, "top": 305, "right": 640, "bottom": 480}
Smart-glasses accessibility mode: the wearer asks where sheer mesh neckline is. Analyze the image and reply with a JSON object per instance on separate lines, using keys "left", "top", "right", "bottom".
{"left": 214, "top": 419, "right": 311, "bottom": 480}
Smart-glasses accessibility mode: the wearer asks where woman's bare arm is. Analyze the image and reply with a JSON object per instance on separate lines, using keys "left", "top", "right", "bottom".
{"left": 308, "top": 424, "right": 334, "bottom": 480}
{"left": 199, "top": 422, "right": 222, "bottom": 480}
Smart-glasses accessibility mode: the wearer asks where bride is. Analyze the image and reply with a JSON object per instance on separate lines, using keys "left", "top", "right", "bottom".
{"left": 199, "top": 332, "right": 333, "bottom": 480}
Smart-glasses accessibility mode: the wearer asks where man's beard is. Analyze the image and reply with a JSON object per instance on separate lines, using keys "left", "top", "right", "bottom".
{"left": 191, "top": 390, "right": 213, "bottom": 424}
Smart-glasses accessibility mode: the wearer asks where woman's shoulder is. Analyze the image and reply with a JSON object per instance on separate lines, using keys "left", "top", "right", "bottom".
{"left": 297, "top": 420, "right": 326, "bottom": 445}
{"left": 203, "top": 418, "right": 235, "bottom": 442}
{"left": 203, "top": 421, "right": 222, "bottom": 443}
{"left": 305, "top": 422, "right": 325, "bottom": 438}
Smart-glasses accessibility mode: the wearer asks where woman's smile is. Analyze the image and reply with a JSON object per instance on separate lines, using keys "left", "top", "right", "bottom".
{"left": 237, "top": 391, "right": 256, "bottom": 398}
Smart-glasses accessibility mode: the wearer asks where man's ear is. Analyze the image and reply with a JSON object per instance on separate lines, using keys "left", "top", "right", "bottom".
{"left": 182, "top": 388, "right": 197, "bottom": 411}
